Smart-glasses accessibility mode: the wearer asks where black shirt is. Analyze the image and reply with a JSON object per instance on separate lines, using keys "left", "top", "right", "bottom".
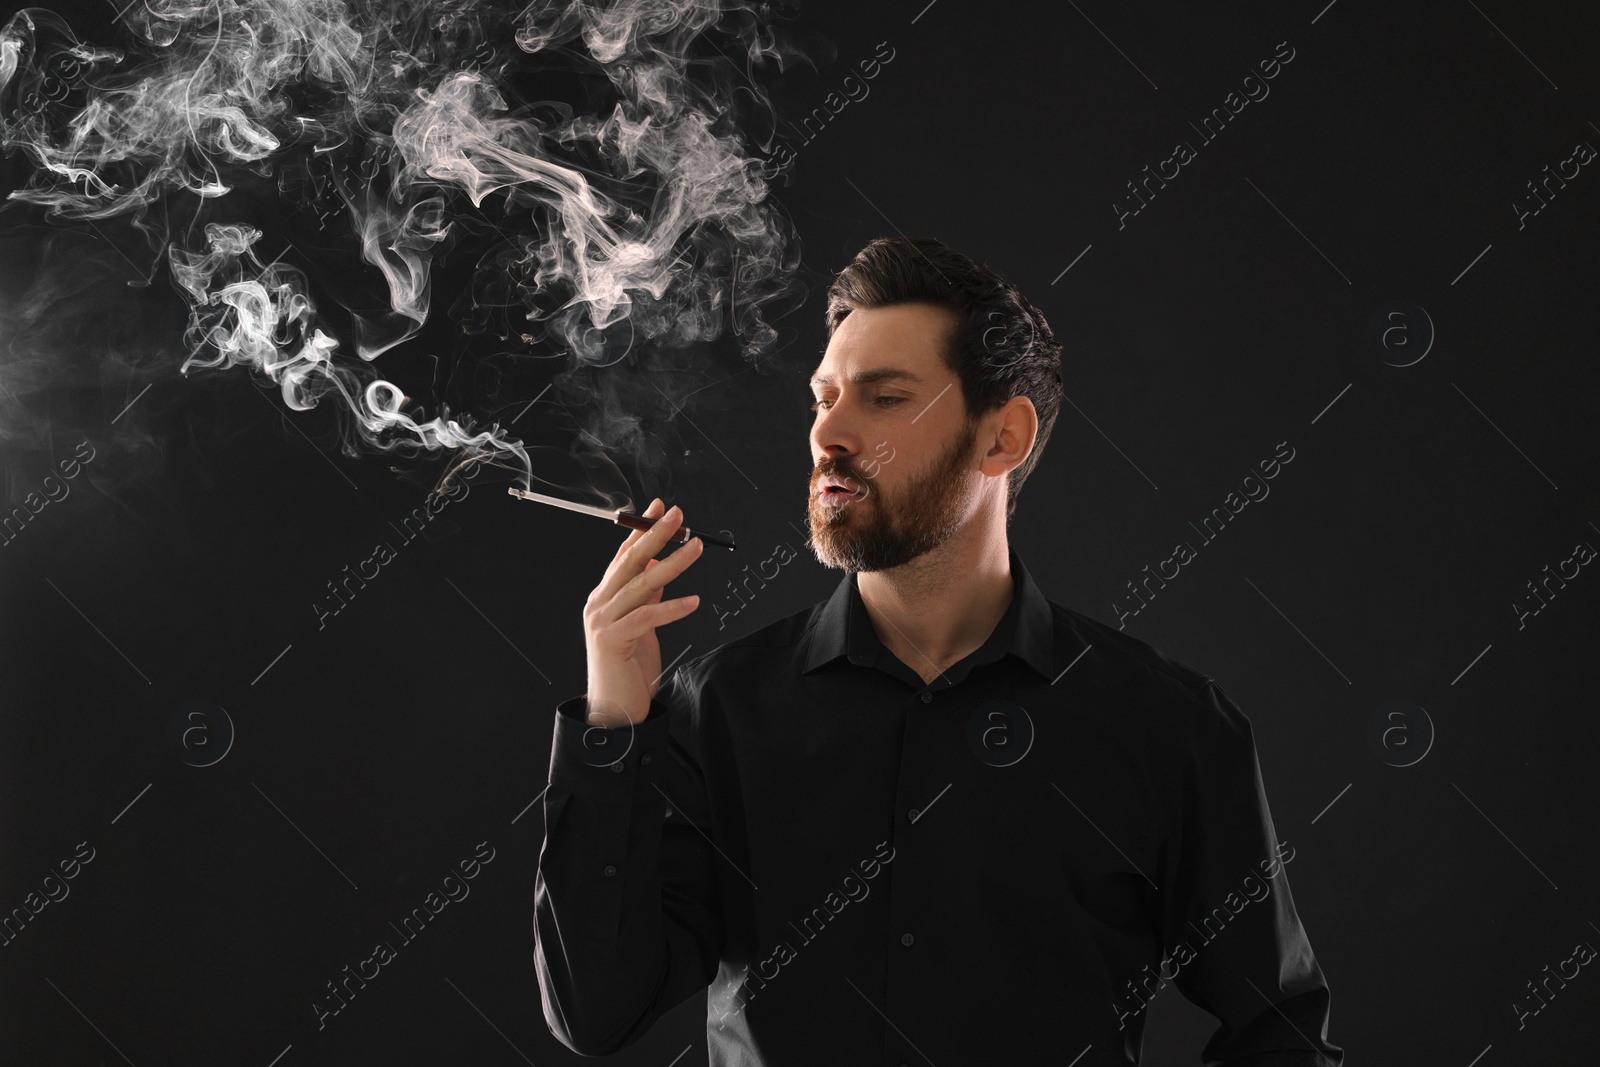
{"left": 533, "top": 546, "right": 1344, "bottom": 1065}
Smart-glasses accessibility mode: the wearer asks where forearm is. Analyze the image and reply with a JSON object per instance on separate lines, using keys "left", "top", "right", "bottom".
{"left": 532, "top": 694, "right": 720, "bottom": 1055}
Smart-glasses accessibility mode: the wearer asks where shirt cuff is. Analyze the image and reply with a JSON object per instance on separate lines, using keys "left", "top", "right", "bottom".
{"left": 548, "top": 694, "right": 675, "bottom": 798}
{"left": 539, "top": 695, "right": 677, "bottom": 899}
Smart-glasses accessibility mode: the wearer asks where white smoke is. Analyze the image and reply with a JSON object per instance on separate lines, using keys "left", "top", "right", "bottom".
{"left": 0, "top": 0, "right": 810, "bottom": 501}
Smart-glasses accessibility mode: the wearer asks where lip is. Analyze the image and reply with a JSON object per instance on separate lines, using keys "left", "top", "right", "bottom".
{"left": 816, "top": 474, "right": 867, "bottom": 504}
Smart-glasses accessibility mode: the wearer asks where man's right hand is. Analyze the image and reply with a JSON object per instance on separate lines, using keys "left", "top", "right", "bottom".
{"left": 582, "top": 497, "right": 704, "bottom": 728}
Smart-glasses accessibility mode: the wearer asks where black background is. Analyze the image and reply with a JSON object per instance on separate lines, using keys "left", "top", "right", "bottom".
{"left": 2, "top": 1, "right": 1598, "bottom": 1064}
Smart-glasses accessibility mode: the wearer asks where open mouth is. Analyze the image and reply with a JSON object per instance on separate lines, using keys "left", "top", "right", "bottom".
{"left": 819, "top": 483, "right": 866, "bottom": 506}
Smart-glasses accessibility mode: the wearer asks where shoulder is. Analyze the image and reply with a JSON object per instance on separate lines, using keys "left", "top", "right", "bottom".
{"left": 1043, "top": 600, "right": 1256, "bottom": 746}
{"left": 663, "top": 600, "right": 824, "bottom": 697}
{"left": 1050, "top": 600, "right": 1213, "bottom": 700}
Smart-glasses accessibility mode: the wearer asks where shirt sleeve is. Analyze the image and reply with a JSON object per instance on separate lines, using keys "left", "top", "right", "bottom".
{"left": 1156, "top": 679, "right": 1345, "bottom": 1066}
{"left": 532, "top": 666, "right": 724, "bottom": 1055}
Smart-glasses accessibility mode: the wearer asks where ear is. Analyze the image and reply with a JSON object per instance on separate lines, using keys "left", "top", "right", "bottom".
{"left": 979, "top": 395, "right": 1037, "bottom": 479}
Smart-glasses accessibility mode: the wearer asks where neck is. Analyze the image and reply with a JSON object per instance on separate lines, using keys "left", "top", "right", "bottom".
{"left": 856, "top": 510, "right": 1014, "bottom": 683}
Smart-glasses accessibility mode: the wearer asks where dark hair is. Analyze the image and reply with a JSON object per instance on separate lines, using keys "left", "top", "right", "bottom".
{"left": 823, "top": 236, "right": 1064, "bottom": 521}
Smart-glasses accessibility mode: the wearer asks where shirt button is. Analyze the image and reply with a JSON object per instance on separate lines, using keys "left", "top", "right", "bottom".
{"left": 603, "top": 864, "right": 617, "bottom": 877}
{"left": 920, "top": 692, "right": 932, "bottom": 704}
{"left": 900, "top": 932, "right": 915, "bottom": 947}
{"left": 610, "top": 760, "right": 625, "bottom": 773}
{"left": 908, "top": 809, "right": 919, "bottom": 821}
{"left": 641, "top": 754, "right": 652, "bottom": 765}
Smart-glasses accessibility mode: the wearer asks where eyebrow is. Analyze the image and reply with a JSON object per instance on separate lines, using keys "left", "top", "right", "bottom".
{"left": 808, "top": 368, "right": 923, "bottom": 388}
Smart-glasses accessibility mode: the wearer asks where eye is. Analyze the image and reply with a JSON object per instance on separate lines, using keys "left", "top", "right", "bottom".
{"left": 808, "top": 396, "right": 904, "bottom": 412}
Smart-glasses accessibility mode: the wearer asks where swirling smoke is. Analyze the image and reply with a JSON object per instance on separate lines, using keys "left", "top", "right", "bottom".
{"left": 0, "top": 0, "right": 810, "bottom": 505}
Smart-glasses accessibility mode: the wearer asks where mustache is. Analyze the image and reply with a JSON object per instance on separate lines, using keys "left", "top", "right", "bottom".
{"left": 814, "top": 465, "right": 872, "bottom": 496}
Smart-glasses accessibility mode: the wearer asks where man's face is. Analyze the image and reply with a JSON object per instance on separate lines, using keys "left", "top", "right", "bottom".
{"left": 806, "top": 303, "right": 984, "bottom": 573}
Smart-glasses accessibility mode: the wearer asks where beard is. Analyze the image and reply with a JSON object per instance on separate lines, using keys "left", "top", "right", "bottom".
{"left": 806, "top": 414, "right": 981, "bottom": 573}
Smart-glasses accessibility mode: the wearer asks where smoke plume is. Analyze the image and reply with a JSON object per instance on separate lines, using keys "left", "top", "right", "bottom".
{"left": 0, "top": 0, "right": 811, "bottom": 508}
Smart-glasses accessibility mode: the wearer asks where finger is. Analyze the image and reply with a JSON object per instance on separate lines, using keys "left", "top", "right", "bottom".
{"left": 608, "top": 548, "right": 697, "bottom": 629}
{"left": 601, "top": 497, "right": 663, "bottom": 587}
{"left": 613, "top": 594, "right": 701, "bottom": 642}
{"left": 628, "top": 501, "right": 687, "bottom": 565}
{"left": 597, "top": 500, "right": 685, "bottom": 608}
{"left": 611, "top": 497, "right": 663, "bottom": 564}
{"left": 597, "top": 506, "right": 694, "bottom": 621}
{"left": 622, "top": 531, "right": 702, "bottom": 607}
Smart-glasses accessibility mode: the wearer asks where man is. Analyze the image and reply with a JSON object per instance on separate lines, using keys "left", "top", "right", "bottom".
{"left": 533, "top": 235, "right": 1344, "bottom": 1065}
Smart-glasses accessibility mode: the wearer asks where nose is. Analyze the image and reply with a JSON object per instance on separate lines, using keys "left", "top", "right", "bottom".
{"left": 809, "top": 397, "right": 864, "bottom": 470}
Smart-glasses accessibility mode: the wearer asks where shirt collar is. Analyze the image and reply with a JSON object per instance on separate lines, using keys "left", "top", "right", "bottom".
{"left": 801, "top": 545, "right": 1059, "bottom": 682}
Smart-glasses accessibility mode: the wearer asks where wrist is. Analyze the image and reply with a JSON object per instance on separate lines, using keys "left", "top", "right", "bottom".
{"left": 584, "top": 694, "right": 638, "bottom": 729}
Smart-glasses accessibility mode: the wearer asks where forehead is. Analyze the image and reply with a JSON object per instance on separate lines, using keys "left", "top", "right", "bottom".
{"left": 810, "top": 302, "right": 959, "bottom": 386}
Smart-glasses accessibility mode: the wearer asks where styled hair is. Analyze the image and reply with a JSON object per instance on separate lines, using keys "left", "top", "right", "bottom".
{"left": 823, "top": 236, "right": 1063, "bottom": 521}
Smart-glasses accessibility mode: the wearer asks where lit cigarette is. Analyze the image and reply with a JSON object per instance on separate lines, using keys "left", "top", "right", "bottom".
{"left": 507, "top": 488, "right": 737, "bottom": 550}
